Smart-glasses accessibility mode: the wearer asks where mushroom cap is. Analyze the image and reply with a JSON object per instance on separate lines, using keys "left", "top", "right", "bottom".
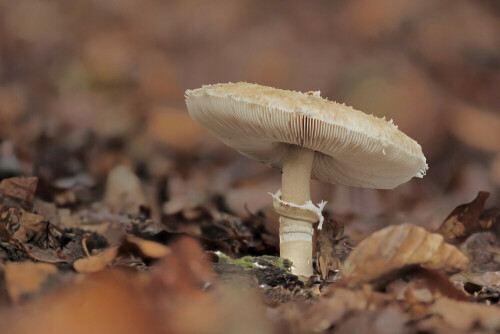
{"left": 185, "top": 82, "right": 428, "bottom": 189}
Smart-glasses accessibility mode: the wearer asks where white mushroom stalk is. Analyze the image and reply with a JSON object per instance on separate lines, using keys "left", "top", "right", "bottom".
{"left": 279, "top": 145, "right": 317, "bottom": 277}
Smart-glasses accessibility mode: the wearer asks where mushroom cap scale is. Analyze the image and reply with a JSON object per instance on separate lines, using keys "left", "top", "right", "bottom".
{"left": 186, "top": 82, "right": 427, "bottom": 189}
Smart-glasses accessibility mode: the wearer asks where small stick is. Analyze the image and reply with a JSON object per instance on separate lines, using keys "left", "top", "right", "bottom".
{"left": 82, "top": 238, "right": 90, "bottom": 257}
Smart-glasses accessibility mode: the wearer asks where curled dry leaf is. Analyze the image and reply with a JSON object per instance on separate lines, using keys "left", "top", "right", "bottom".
{"left": 73, "top": 236, "right": 170, "bottom": 273}
{"left": 73, "top": 246, "right": 119, "bottom": 273}
{"left": 452, "top": 270, "right": 500, "bottom": 295}
{"left": 437, "top": 191, "right": 490, "bottom": 242}
{"left": 343, "top": 223, "right": 468, "bottom": 287}
{"left": 5, "top": 261, "right": 57, "bottom": 303}
{"left": 119, "top": 235, "right": 170, "bottom": 259}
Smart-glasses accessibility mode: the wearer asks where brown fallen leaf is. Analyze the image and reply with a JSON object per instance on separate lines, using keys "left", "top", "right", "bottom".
{"left": 481, "top": 208, "right": 500, "bottom": 236}
{"left": 343, "top": 223, "right": 469, "bottom": 287}
{"left": 12, "top": 211, "right": 44, "bottom": 242}
{"left": 315, "top": 219, "right": 344, "bottom": 280}
{"left": 437, "top": 191, "right": 490, "bottom": 242}
{"left": 334, "top": 305, "right": 407, "bottom": 334}
{"left": 410, "top": 268, "right": 468, "bottom": 301}
{"left": 148, "top": 237, "right": 273, "bottom": 334}
{"left": 0, "top": 270, "right": 163, "bottom": 334}
{"left": 5, "top": 261, "right": 57, "bottom": 303}
{"left": 73, "top": 246, "right": 119, "bottom": 273}
{"left": 0, "top": 177, "right": 38, "bottom": 210}
{"left": 274, "top": 287, "right": 392, "bottom": 333}
{"left": 33, "top": 199, "right": 60, "bottom": 226}
{"left": 149, "top": 237, "right": 215, "bottom": 301}
{"left": 0, "top": 206, "right": 23, "bottom": 236}
{"left": 22, "top": 243, "right": 67, "bottom": 263}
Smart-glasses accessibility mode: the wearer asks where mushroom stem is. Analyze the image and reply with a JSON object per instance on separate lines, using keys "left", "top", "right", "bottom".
{"left": 280, "top": 146, "right": 315, "bottom": 277}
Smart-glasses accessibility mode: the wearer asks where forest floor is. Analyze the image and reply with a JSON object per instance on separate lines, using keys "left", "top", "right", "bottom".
{"left": 1, "top": 0, "right": 500, "bottom": 333}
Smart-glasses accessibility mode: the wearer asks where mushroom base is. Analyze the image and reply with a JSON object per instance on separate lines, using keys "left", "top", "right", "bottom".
{"left": 279, "top": 216, "right": 314, "bottom": 277}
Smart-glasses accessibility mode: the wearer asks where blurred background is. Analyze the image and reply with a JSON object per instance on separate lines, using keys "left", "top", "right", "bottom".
{"left": 0, "top": 0, "right": 499, "bottom": 239}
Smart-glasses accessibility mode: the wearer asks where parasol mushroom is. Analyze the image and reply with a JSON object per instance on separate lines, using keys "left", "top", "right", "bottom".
{"left": 185, "top": 82, "right": 427, "bottom": 277}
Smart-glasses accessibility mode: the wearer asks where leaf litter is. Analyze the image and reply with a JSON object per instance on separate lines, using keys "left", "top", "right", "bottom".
{"left": 0, "top": 165, "right": 499, "bottom": 334}
{"left": 0, "top": 0, "right": 500, "bottom": 333}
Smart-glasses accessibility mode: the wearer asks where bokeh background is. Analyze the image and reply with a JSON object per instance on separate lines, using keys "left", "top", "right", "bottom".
{"left": 0, "top": 0, "right": 499, "bottom": 239}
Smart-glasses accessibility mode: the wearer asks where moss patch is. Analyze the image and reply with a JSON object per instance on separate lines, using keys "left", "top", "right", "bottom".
{"left": 217, "top": 253, "right": 292, "bottom": 271}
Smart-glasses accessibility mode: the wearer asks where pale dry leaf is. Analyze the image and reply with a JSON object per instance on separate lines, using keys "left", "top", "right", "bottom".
{"left": 430, "top": 297, "right": 500, "bottom": 331}
{"left": 5, "top": 261, "right": 57, "bottom": 303}
{"left": 452, "top": 271, "right": 500, "bottom": 290}
{"left": 343, "top": 223, "right": 468, "bottom": 287}
{"left": 123, "top": 235, "right": 170, "bottom": 258}
{"left": 104, "top": 165, "right": 146, "bottom": 215}
{"left": 73, "top": 246, "right": 119, "bottom": 273}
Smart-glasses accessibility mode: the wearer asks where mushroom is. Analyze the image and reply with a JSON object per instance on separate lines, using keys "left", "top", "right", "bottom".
{"left": 185, "top": 82, "right": 427, "bottom": 277}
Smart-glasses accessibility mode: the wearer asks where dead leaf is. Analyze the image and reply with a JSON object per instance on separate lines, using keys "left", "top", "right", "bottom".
{"left": 104, "top": 165, "right": 146, "bottom": 214}
{"left": 334, "top": 305, "right": 407, "bottom": 334}
{"left": 437, "top": 191, "right": 490, "bottom": 242}
{"left": 73, "top": 246, "right": 119, "bottom": 273}
{"left": 0, "top": 270, "right": 163, "bottom": 334}
{"left": 410, "top": 268, "right": 468, "bottom": 301}
{"left": 33, "top": 199, "right": 60, "bottom": 226}
{"left": 452, "top": 270, "right": 500, "bottom": 295}
{"left": 275, "top": 287, "right": 392, "bottom": 333}
{"left": 481, "top": 208, "right": 500, "bottom": 236}
{"left": 343, "top": 223, "right": 468, "bottom": 287}
{"left": 73, "top": 236, "right": 168, "bottom": 273}
{"left": 120, "top": 235, "right": 170, "bottom": 259}
{"left": 461, "top": 232, "right": 500, "bottom": 272}
{"left": 149, "top": 237, "right": 215, "bottom": 298}
{"left": 12, "top": 211, "right": 44, "bottom": 242}
{"left": 0, "top": 177, "right": 38, "bottom": 210}
{"left": 430, "top": 297, "right": 500, "bottom": 331}
{"left": 5, "top": 261, "right": 57, "bottom": 303}
{"left": 315, "top": 220, "right": 343, "bottom": 280}
{"left": 22, "top": 243, "right": 67, "bottom": 263}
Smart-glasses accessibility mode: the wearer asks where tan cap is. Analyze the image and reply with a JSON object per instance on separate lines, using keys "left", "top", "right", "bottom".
{"left": 185, "top": 82, "right": 427, "bottom": 189}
